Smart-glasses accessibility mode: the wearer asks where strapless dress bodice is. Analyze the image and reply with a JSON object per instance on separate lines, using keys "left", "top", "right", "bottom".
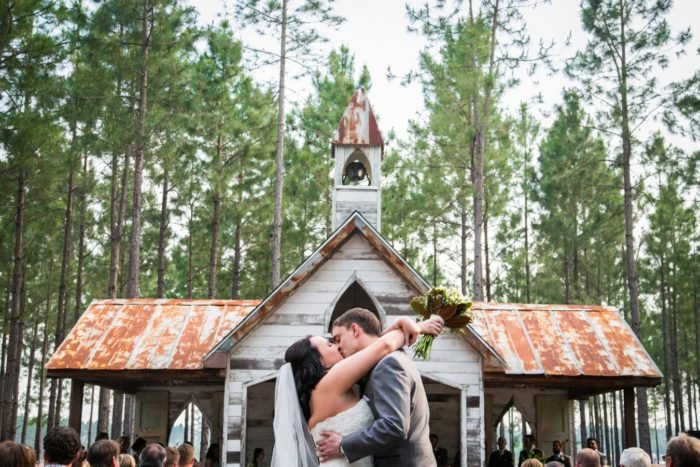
{"left": 310, "top": 398, "right": 374, "bottom": 467}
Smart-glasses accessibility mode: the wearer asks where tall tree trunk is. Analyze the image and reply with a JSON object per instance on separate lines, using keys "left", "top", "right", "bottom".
{"left": 108, "top": 146, "right": 130, "bottom": 437}
{"left": 35, "top": 257, "right": 54, "bottom": 456}
{"left": 612, "top": 391, "right": 621, "bottom": 464}
{"left": 669, "top": 264, "right": 683, "bottom": 432}
{"left": 200, "top": 418, "right": 209, "bottom": 464}
{"left": 1, "top": 168, "right": 25, "bottom": 441}
{"left": 157, "top": 165, "right": 169, "bottom": 298}
{"left": 111, "top": 392, "right": 123, "bottom": 439}
{"left": 48, "top": 157, "right": 77, "bottom": 430}
{"left": 602, "top": 393, "right": 611, "bottom": 465}
{"left": 231, "top": 222, "right": 242, "bottom": 299}
{"left": 579, "top": 399, "right": 587, "bottom": 450}
{"left": 660, "top": 255, "right": 672, "bottom": 439}
{"left": 209, "top": 135, "right": 223, "bottom": 299}
{"left": 97, "top": 386, "right": 110, "bottom": 434}
{"left": 270, "top": 0, "right": 288, "bottom": 288}
{"left": 619, "top": 6, "right": 650, "bottom": 451}
{"left": 432, "top": 219, "right": 438, "bottom": 286}
{"left": 460, "top": 203, "right": 468, "bottom": 296}
{"left": 88, "top": 385, "right": 95, "bottom": 445}
{"left": 471, "top": 0, "right": 499, "bottom": 302}
{"left": 187, "top": 208, "right": 194, "bottom": 299}
{"left": 74, "top": 154, "right": 88, "bottom": 324}
{"left": 127, "top": 0, "right": 151, "bottom": 299}
{"left": 20, "top": 311, "right": 40, "bottom": 443}
{"left": 484, "top": 203, "right": 492, "bottom": 301}
{"left": 0, "top": 276, "right": 10, "bottom": 426}
{"left": 523, "top": 163, "right": 531, "bottom": 303}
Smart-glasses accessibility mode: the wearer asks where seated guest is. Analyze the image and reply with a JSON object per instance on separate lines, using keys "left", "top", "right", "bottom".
{"left": 521, "top": 460, "right": 543, "bottom": 467}
{"left": 430, "top": 433, "right": 448, "bottom": 466}
{"left": 586, "top": 437, "right": 608, "bottom": 466}
{"left": 88, "top": 439, "right": 120, "bottom": 467}
{"left": 576, "top": 448, "right": 601, "bottom": 467}
{"left": 140, "top": 444, "right": 167, "bottom": 467}
{"left": 119, "top": 454, "right": 136, "bottom": 467}
{"left": 546, "top": 440, "right": 572, "bottom": 467}
{"left": 519, "top": 434, "right": 544, "bottom": 465}
{"left": 44, "top": 426, "right": 82, "bottom": 467}
{"left": 165, "top": 446, "right": 180, "bottom": 467}
{"left": 619, "top": 447, "right": 650, "bottom": 467}
{"left": 0, "top": 440, "right": 33, "bottom": 467}
{"left": 664, "top": 433, "right": 700, "bottom": 467}
{"left": 178, "top": 443, "right": 196, "bottom": 467}
{"left": 489, "top": 436, "right": 514, "bottom": 467}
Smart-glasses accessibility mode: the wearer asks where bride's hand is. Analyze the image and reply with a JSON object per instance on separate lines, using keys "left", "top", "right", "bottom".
{"left": 390, "top": 316, "right": 421, "bottom": 346}
{"left": 419, "top": 315, "right": 444, "bottom": 336}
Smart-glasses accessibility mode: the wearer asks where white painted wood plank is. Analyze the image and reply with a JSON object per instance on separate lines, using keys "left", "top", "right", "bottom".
{"left": 254, "top": 324, "right": 324, "bottom": 337}
{"left": 285, "top": 291, "right": 339, "bottom": 304}
{"left": 417, "top": 362, "right": 481, "bottom": 374}
{"left": 274, "top": 302, "right": 329, "bottom": 315}
{"left": 336, "top": 189, "right": 379, "bottom": 203}
{"left": 320, "top": 258, "right": 394, "bottom": 272}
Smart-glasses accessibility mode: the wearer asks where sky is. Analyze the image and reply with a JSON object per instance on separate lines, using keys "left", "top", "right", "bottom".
{"left": 193, "top": 0, "right": 700, "bottom": 147}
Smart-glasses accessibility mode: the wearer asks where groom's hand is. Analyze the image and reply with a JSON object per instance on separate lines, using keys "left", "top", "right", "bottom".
{"left": 420, "top": 315, "right": 444, "bottom": 336}
{"left": 316, "top": 430, "right": 344, "bottom": 462}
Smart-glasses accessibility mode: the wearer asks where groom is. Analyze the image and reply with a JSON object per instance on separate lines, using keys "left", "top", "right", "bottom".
{"left": 316, "top": 307, "right": 441, "bottom": 467}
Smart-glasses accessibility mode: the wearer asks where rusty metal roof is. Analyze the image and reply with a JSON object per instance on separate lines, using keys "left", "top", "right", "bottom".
{"left": 470, "top": 302, "right": 662, "bottom": 380}
{"left": 332, "top": 88, "right": 384, "bottom": 150}
{"left": 47, "top": 299, "right": 259, "bottom": 371}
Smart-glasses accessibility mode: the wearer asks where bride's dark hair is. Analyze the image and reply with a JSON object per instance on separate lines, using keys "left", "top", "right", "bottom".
{"left": 284, "top": 336, "right": 326, "bottom": 422}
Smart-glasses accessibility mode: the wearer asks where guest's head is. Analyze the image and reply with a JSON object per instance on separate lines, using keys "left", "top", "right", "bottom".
{"left": 116, "top": 435, "right": 130, "bottom": 454}
{"left": 140, "top": 443, "right": 166, "bottom": 467}
{"left": 546, "top": 462, "right": 564, "bottom": 467}
{"left": 177, "top": 443, "right": 195, "bottom": 466}
{"left": 164, "top": 446, "right": 180, "bottom": 467}
{"left": 118, "top": 453, "right": 136, "bottom": 467}
{"left": 0, "top": 440, "right": 33, "bottom": 467}
{"left": 522, "top": 460, "right": 543, "bottom": 467}
{"left": 96, "top": 431, "right": 110, "bottom": 441}
{"left": 524, "top": 434, "right": 536, "bottom": 449}
{"left": 576, "top": 448, "right": 601, "bottom": 467}
{"left": 252, "top": 447, "right": 265, "bottom": 466}
{"left": 44, "top": 426, "right": 82, "bottom": 465}
{"left": 131, "top": 437, "right": 147, "bottom": 456}
{"left": 620, "top": 447, "right": 650, "bottom": 467}
{"left": 204, "top": 444, "right": 219, "bottom": 463}
{"left": 284, "top": 335, "right": 331, "bottom": 421}
{"left": 587, "top": 437, "right": 599, "bottom": 451}
{"left": 497, "top": 436, "right": 506, "bottom": 450}
{"left": 430, "top": 433, "right": 439, "bottom": 449}
{"left": 332, "top": 308, "right": 381, "bottom": 357}
{"left": 22, "top": 444, "right": 37, "bottom": 466}
{"left": 71, "top": 446, "right": 87, "bottom": 467}
{"left": 552, "top": 440, "right": 563, "bottom": 454}
{"left": 88, "top": 439, "right": 120, "bottom": 467}
{"left": 665, "top": 433, "right": 700, "bottom": 467}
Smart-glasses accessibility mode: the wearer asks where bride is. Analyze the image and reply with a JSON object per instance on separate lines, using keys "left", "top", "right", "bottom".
{"left": 271, "top": 316, "right": 439, "bottom": 467}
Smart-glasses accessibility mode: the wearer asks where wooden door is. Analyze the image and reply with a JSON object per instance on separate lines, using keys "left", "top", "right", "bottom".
{"left": 536, "top": 395, "right": 572, "bottom": 457}
{"left": 134, "top": 391, "right": 169, "bottom": 445}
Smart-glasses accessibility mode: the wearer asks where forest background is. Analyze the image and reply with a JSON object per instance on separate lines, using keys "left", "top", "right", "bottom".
{"left": 0, "top": 0, "right": 699, "bottom": 464}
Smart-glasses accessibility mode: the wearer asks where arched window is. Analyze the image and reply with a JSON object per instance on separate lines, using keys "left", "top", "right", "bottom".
{"left": 328, "top": 281, "right": 380, "bottom": 332}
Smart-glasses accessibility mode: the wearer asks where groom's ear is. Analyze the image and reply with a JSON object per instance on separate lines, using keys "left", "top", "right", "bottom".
{"left": 350, "top": 322, "right": 361, "bottom": 337}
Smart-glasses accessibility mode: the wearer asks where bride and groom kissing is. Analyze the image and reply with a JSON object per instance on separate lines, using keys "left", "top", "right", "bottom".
{"left": 271, "top": 307, "right": 444, "bottom": 467}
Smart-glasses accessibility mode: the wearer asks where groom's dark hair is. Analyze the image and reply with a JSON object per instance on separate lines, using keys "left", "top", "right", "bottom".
{"left": 333, "top": 308, "right": 381, "bottom": 336}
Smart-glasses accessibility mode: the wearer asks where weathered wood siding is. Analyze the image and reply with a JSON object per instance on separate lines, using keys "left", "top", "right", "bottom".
{"left": 224, "top": 233, "right": 484, "bottom": 467}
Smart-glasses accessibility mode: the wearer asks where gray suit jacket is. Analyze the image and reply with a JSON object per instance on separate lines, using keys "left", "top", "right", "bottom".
{"left": 341, "top": 350, "right": 436, "bottom": 467}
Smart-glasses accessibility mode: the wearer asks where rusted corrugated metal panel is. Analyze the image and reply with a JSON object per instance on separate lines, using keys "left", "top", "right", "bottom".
{"left": 332, "top": 88, "right": 384, "bottom": 149}
{"left": 47, "top": 299, "right": 258, "bottom": 371}
{"left": 473, "top": 302, "right": 661, "bottom": 379}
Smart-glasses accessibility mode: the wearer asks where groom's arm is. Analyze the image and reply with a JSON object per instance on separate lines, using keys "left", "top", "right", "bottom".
{"left": 340, "top": 354, "right": 410, "bottom": 462}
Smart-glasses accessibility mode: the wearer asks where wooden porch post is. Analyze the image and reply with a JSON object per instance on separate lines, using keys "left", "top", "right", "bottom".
{"left": 623, "top": 387, "right": 637, "bottom": 447}
{"left": 69, "top": 380, "right": 84, "bottom": 434}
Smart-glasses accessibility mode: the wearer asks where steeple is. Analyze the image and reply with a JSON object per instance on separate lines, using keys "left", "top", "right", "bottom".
{"left": 331, "top": 88, "right": 384, "bottom": 230}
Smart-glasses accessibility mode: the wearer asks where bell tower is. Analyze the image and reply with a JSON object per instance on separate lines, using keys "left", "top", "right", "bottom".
{"left": 332, "top": 88, "right": 384, "bottom": 231}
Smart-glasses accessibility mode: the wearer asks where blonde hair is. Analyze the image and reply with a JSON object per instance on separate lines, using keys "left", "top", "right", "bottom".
{"left": 118, "top": 453, "right": 136, "bottom": 467}
{"left": 521, "top": 460, "right": 544, "bottom": 467}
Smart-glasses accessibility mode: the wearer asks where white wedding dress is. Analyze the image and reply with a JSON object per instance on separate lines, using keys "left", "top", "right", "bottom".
{"left": 310, "top": 398, "right": 374, "bottom": 467}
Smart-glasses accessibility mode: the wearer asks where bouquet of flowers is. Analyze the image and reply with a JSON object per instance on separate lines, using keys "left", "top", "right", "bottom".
{"left": 410, "top": 287, "right": 473, "bottom": 360}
